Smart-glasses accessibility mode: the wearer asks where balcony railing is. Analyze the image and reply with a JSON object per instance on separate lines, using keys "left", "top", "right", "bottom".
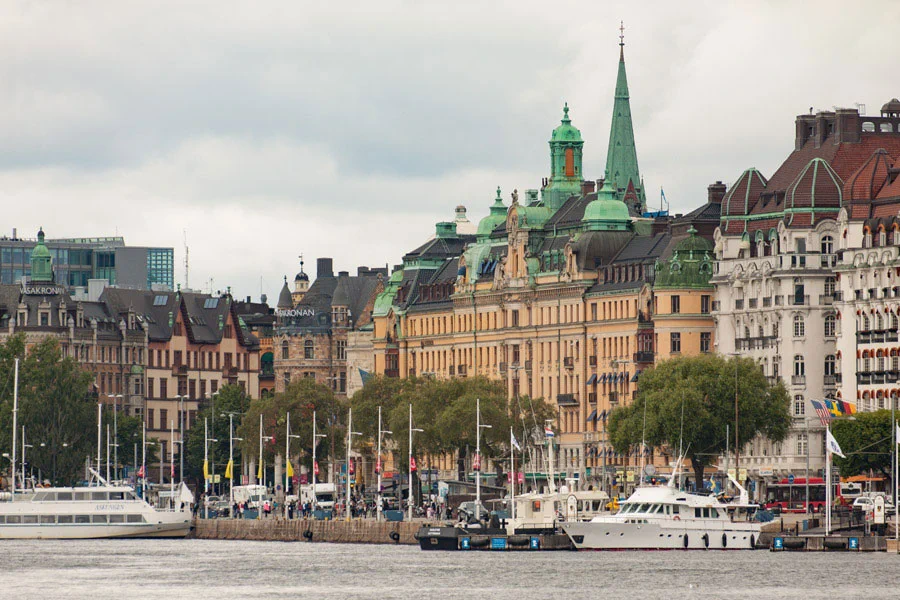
{"left": 557, "top": 393, "right": 577, "bottom": 406}
{"left": 735, "top": 336, "right": 778, "bottom": 351}
{"left": 789, "top": 295, "right": 810, "bottom": 306}
{"left": 791, "top": 375, "right": 806, "bottom": 386}
{"left": 858, "top": 372, "right": 872, "bottom": 385}
{"left": 823, "top": 375, "right": 836, "bottom": 386}
{"left": 633, "top": 351, "right": 654, "bottom": 363}
{"left": 564, "top": 357, "right": 574, "bottom": 369}
{"left": 819, "top": 295, "right": 834, "bottom": 305}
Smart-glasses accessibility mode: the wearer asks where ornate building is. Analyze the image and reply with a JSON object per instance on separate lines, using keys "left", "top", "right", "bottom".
{"left": 372, "top": 39, "right": 718, "bottom": 489}
{"left": 712, "top": 101, "right": 900, "bottom": 484}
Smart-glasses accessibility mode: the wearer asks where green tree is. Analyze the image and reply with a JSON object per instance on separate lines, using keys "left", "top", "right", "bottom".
{"left": 184, "top": 384, "right": 251, "bottom": 486}
{"left": 608, "top": 354, "right": 791, "bottom": 487}
{"left": 0, "top": 335, "right": 96, "bottom": 486}
{"left": 831, "top": 410, "right": 895, "bottom": 478}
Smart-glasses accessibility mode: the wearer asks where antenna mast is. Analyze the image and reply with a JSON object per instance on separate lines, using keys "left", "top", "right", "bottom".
{"left": 183, "top": 229, "right": 189, "bottom": 290}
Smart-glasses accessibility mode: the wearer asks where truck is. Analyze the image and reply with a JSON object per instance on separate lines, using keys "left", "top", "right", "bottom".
{"left": 232, "top": 485, "right": 269, "bottom": 509}
{"left": 300, "top": 482, "right": 336, "bottom": 510}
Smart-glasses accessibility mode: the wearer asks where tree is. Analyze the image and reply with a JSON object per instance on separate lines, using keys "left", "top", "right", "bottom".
{"left": 184, "top": 384, "right": 251, "bottom": 487}
{"left": 0, "top": 335, "right": 96, "bottom": 486}
{"left": 608, "top": 354, "right": 791, "bottom": 487}
{"left": 831, "top": 410, "right": 895, "bottom": 479}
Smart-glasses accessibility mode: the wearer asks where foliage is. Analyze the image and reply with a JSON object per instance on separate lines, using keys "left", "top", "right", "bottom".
{"left": 608, "top": 354, "right": 791, "bottom": 486}
{"left": 0, "top": 335, "right": 96, "bottom": 485}
{"left": 183, "top": 384, "right": 251, "bottom": 484}
{"left": 831, "top": 410, "right": 896, "bottom": 478}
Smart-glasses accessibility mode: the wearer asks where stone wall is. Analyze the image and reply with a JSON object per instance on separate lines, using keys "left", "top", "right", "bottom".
{"left": 192, "top": 518, "right": 427, "bottom": 545}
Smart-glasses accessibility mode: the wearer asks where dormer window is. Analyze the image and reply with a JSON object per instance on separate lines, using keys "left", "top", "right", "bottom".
{"left": 880, "top": 230, "right": 887, "bottom": 247}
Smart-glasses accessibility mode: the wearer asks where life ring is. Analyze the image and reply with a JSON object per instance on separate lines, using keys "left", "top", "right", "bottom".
{"left": 702, "top": 533, "right": 709, "bottom": 549}
{"left": 389, "top": 531, "right": 401, "bottom": 542}
{"left": 750, "top": 534, "right": 756, "bottom": 549}
{"left": 722, "top": 533, "right": 728, "bottom": 548}
{"left": 673, "top": 515, "right": 681, "bottom": 521}
{"left": 683, "top": 534, "right": 689, "bottom": 549}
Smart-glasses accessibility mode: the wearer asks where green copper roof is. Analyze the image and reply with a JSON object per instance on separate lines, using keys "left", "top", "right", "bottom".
{"left": 476, "top": 186, "right": 507, "bottom": 239}
{"left": 654, "top": 227, "right": 714, "bottom": 289}
{"left": 550, "top": 103, "right": 583, "bottom": 142}
{"left": 604, "top": 41, "right": 644, "bottom": 210}
{"left": 582, "top": 180, "right": 630, "bottom": 231}
{"left": 30, "top": 227, "right": 53, "bottom": 282}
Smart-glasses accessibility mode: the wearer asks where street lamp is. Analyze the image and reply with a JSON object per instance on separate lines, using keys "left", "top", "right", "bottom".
{"left": 475, "top": 398, "right": 492, "bottom": 521}
{"left": 408, "top": 403, "right": 423, "bottom": 522}
{"left": 285, "top": 411, "right": 302, "bottom": 512}
{"left": 222, "top": 411, "right": 242, "bottom": 510}
{"left": 376, "top": 406, "right": 392, "bottom": 521}
{"left": 311, "top": 410, "right": 327, "bottom": 512}
{"left": 176, "top": 394, "right": 187, "bottom": 483}
{"left": 345, "top": 407, "right": 362, "bottom": 521}
{"left": 21, "top": 427, "right": 32, "bottom": 492}
{"left": 203, "top": 418, "right": 218, "bottom": 519}
{"left": 258, "top": 413, "right": 274, "bottom": 517}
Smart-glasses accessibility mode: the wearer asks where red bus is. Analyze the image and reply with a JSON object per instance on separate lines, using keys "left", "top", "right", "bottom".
{"left": 764, "top": 477, "right": 832, "bottom": 513}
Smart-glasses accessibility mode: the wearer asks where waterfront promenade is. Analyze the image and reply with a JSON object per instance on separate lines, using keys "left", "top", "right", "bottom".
{"left": 193, "top": 516, "right": 428, "bottom": 545}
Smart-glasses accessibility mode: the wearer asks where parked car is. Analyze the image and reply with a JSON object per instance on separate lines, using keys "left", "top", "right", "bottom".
{"left": 852, "top": 495, "right": 895, "bottom": 516}
{"left": 457, "top": 501, "right": 490, "bottom": 521}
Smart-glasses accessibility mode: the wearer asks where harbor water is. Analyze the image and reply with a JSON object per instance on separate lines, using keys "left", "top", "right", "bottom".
{"left": 1, "top": 539, "right": 898, "bottom": 599}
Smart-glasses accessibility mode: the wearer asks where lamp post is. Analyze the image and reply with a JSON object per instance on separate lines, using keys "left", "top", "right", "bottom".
{"left": 222, "top": 411, "right": 242, "bottom": 510}
{"left": 727, "top": 352, "right": 741, "bottom": 494}
{"left": 408, "top": 404, "right": 423, "bottom": 522}
{"left": 203, "top": 418, "right": 218, "bottom": 519}
{"left": 176, "top": 394, "right": 186, "bottom": 483}
{"left": 376, "top": 406, "right": 392, "bottom": 521}
{"left": 285, "top": 411, "right": 302, "bottom": 513}
{"left": 345, "top": 407, "right": 362, "bottom": 521}
{"left": 210, "top": 390, "right": 219, "bottom": 495}
{"left": 475, "top": 398, "right": 492, "bottom": 521}
{"left": 311, "top": 410, "right": 326, "bottom": 512}
{"left": 21, "top": 428, "right": 32, "bottom": 491}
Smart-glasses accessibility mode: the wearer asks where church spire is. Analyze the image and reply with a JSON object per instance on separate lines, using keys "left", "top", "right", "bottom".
{"left": 605, "top": 21, "right": 645, "bottom": 215}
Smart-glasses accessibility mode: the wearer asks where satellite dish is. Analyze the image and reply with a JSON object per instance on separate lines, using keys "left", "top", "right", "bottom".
{"left": 643, "top": 464, "right": 657, "bottom": 476}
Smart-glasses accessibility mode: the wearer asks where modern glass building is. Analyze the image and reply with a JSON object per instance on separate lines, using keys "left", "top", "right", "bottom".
{"left": 0, "top": 230, "right": 174, "bottom": 290}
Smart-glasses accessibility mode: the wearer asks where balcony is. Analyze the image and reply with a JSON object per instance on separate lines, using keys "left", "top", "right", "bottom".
{"left": 858, "top": 372, "right": 872, "bottom": 385}
{"left": 873, "top": 373, "right": 887, "bottom": 385}
{"left": 791, "top": 375, "right": 806, "bottom": 386}
{"left": 172, "top": 363, "right": 187, "bottom": 376}
{"left": 384, "top": 369, "right": 399, "bottom": 378}
{"left": 788, "top": 295, "right": 810, "bottom": 306}
{"left": 857, "top": 332, "right": 872, "bottom": 344}
{"left": 819, "top": 295, "right": 834, "bottom": 305}
{"left": 889, "top": 331, "right": 899, "bottom": 343}
{"left": 888, "top": 372, "right": 900, "bottom": 384}
{"left": 564, "top": 357, "right": 574, "bottom": 369}
{"left": 633, "top": 351, "right": 654, "bottom": 364}
{"left": 735, "top": 336, "right": 778, "bottom": 351}
{"left": 557, "top": 393, "right": 577, "bottom": 406}
{"left": 823, "top": 375, "right": 836, "bottom": 387}
{"left": 589, "top": 356, "right": 597, "bottom": 366}
{"left": 735, "top": 299, "right": 744, "bottom": 310}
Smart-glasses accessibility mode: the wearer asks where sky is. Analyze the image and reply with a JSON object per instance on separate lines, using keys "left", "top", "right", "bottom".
{"left": 3, "top": 0, "right": 899, "bottom": 301}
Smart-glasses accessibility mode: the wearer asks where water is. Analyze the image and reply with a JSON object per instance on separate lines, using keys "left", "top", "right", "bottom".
{"left": 0, "top": 539, "right": 898, "bottom": 599}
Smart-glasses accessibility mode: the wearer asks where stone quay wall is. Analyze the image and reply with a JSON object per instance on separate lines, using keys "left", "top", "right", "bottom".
{"left": 192, "top": 518, "right": 427, "bottom": 545}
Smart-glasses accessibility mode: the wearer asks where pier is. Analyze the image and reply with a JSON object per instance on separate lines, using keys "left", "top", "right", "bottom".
{"left": 192, "top": 517, "right": 424, "bottom": 545}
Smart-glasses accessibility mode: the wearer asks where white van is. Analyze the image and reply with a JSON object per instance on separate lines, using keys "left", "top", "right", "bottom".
{"left": 300, "top": 483, "right": 336, "bottom": 510}
{"left": 232, "top": 485, "right": 269, "bottom": 509}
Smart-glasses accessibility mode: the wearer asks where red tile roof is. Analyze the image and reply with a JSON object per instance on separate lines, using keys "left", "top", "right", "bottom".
{"left": 843, "top": 149, "right": 893, "bottom": 201}
{"left": 747, "top": 218, "right": 780, "bottom": 234}
{"left": 723, "top": 168, "right": 767, "bottom": 216}
{"left": 872, "top": 202, "right": 900, "bottom": 218}
{"left": 786, "top": 158, "right": 843, "bottom": 209}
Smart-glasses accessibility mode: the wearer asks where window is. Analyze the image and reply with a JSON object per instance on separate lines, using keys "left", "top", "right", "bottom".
{"left": 337, "top": 340, "right": 347, "bottom": 360}
{"left": 825, "top": 315, "right": 836, "bottom": 337}
{"left": 794, "top": 395, "right": 805, "bottom": 416}
{"left": 283, "top": 371, "right": 291, "bottom": 387}
{"left": 793, "top": 355, "right": 805, "bottom": 376}
{"left": 511, "top": 310, "right": 519, "bottom": 327}
{"left": 797, "top": 433, "right": 808, "bottom": 456}
{"left": 670, "top": 332, "right": 681, "bottom": 354}
{"left": 821, "top": 235, "right": 834, "bottom": 255}
{"left": 773, "top": 322, "right": 779, "bottom": 339}
{"left": 825, "top": 355, "right": 836, "bottom": 376}
{"left": 281, "top": 341, "right": 289, "bottom": 360}
{"left": 793, "top": 315, "right": 805, "bottom": 337}
{"left": 160, "top": 379, "right": 168, "bottom": 399}
{"left": 203, "top": 298, "right": 219, "bottom": 309}
{"left": 671, "top": 296, "right": 680, "bottom": 314}
{"left": 700, "top": 332, "right": 711, "bottom": 353}
{"left": 304, "top": 340, "right": 314, "bottom": 359}
{"left": 153, "top": 295, "right": 167, "bottom": 306}
{"left": 701, "top": 295, "right": 710, "bottom": 315}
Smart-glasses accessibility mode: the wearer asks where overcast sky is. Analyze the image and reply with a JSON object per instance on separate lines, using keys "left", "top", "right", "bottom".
{"left": 3, "top": 1, "right": 898, "bottom": 301}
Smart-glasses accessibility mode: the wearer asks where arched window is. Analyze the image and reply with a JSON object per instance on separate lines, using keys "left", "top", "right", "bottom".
{"left": 864, "top": 231, "right": 872, "bottom": 248}
{"left": 824, "top": 277, "right": 836, "bottom": 296}
{"left": 876, "top": 313, "right": 885, "bottom": 331}
{"left": 744, "top": 326, "right": 750, "bottom": 339}
{"left": 877, "top": 352, "right": 886, "bottom": 372}
{"left": 793, "top": 315, "right": 805, "bottom": 338}
{"left": 773, "top": 321, "right": 779, "bottom": 339}
{"left": 758, "top": 326, "right": 764, "bottom": 338}
{"left": 304, "top": 339, "right": 315, "bottom": 359}
{"left": 880, "top": 230, "right": 887, "bottom": 247}
{"left": 281, "top": 340, "right": 289, "bottom": 360}
{"left": 824, "top": 315, "right": 836, "bottom": 337}
{"left": 793, "top": 355, "right": 805, "bottom": 376}
{"left": 892, "top": 313, "right": 899, "bottom": 330}
{"left": 821, "top": 235, "right": 834, "bottom": 255}
{"left": 862, "top": 315, "right": 871, "bottom": 331}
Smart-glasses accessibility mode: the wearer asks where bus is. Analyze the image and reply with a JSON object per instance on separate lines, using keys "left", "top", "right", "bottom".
{"left": 764, "top": 477, "right": 830, "bottom": 513}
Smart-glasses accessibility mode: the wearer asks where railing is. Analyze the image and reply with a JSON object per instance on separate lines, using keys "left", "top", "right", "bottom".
{"left": 858, "top": 332, "right": 872, "bottom": 344}
{"left": 889, "top": 331, "right": 899, "bottom": 342}
{"left": 791, "top": 375, "right": 806, "bottom": 386}
{"left": 858, "top": 372, "right": 872, "bottom": 385}
{"left": 887, "top": 372, "right": 899, "bottom": 384}
{"left": 633, "top": 351, "right": 654, "bottom": 363}
{"left": 557, "top": 393, "right": 577, "bottom": 406}
{"left": 823, "top": 375, "right": 836, "bottom": 386}
{"left": 789, "top": 295, "right": 810, "bottom": 306}
{"left": 735, "top": 336, "right": 778, "bottom": 351}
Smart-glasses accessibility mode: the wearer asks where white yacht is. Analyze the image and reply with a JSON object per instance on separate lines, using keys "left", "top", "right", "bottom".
{"left": 0, "top": 474, "right": 193, "bottom": 540}
{"left": 562, "top": 466, "right": 761, "bottom": 550}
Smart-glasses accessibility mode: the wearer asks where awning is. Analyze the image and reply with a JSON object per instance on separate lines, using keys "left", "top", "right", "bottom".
{"left": 600, "top": 373, "right": 608, "bottom": 383}
{"left": 598, "top": 409, "right": 607, "bottom": 422}
{"left": 587, "top": 374, "right": 597, "bottom": 385}
{"left": 617, "top": 373, "right": 625, "bottom": 383}
{"left": 586, "top": 409, "right": 597, "bottom": 422}
{"left": 631, "top": 370, "right": 641, "bottom": 382}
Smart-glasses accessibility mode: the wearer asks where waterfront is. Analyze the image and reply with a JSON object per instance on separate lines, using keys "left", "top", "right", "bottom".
{"left": 0, "top": 539, "right": 898, "bottom": 599}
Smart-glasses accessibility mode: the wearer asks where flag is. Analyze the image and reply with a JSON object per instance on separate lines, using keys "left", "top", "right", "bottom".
{"left": 545, "top": 426, "right": 555, "bottom": 438}
{"left": 838, "top": 399, "right": 857, "bottom": 416}
{"left": 896, "top": 423, "right": 900, "bottom": 445}
{"left": 225, "top": 459, "right": 233, "bottom": 480}
{"left": 286, "top": 459, "right": 294, "bottom": 478}
{"left": 473, "top": 453, "right": 481, "bottom": 472}
{"left": 810, "top": 399, "right": 833, "bottom": 427}
{"left": 826, "top": 428, "right": 846, "bottom": 458}
{"left": 511, "top": 432, "right": 521, "bottom": 451}
{"left": 375, "top": 457, "right": 382, "bottom": 474}
{"left": 313, "top": 460, "right": 319, "bottom": 476}
{"left": 349, "top": 459, "right": 355, "bottom": 476}
{"left": 137, "top": 466, "right": 144, "bottom": 478}
{"left": 203, "top": 459, "right": 209, "bottom": 481}
{"left": 257, "top": 461, "right": 262, "bottom": 481}
{"left": 410, "top": 456, "right": 417, "bottom": 472}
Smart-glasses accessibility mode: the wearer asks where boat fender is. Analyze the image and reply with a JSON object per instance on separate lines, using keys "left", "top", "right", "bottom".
{"left": 722, "top": 533, "right": 727, "bottom": 548}
{"left": 389, "top": 531, "right": 401, "bottom": 542}
{"left": 302, "top": 530, "right": 313, "bottom": 541}
{"left": 702, "top": 533, "right": 709, "bottom": 549}
{"left": 683, "top": 534, "right": 689, "bottom": 549}
{"left": 750, "top": 534, "right": 755, "bottom": 549}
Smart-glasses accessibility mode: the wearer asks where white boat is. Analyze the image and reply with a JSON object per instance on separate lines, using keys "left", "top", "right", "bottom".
{"left": 562, "top": 461, "right": 761, "bottom": 550}
{"left": 0, "top": 473, "right": 193, "bottom": 540}
{"left": 504, "top": 487, "right": 610, "bottom": 534}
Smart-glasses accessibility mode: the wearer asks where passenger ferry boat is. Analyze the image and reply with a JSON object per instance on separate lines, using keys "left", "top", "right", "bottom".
{"left": 0, "top": 472, "right": 193, "bottom": 540}
{"left": 562, "top": 461, "right": 761, "bottom": 550}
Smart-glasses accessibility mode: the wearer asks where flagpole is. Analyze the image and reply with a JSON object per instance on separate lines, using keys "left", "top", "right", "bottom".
{"left": 825, "top": 425, "right": 832, "bottom": 536}
{"left": 285, "top": 411, "right": 290, "bottom": 510}
{"left": 510, "top": 427, "right": 516, "bottom": 522}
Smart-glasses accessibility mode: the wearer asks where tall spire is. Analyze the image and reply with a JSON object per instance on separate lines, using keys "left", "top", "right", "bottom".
{"left": 605, "top": 21, "right": 645, "bottom": 214}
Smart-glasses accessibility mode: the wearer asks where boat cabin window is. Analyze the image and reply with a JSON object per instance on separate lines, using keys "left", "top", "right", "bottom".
{"left": 710, "top": 508, "right": 719, "bottom": 518}
{"left": 75, "top": 515, "right": 90, "bottom": 523}
{"left": 109, "top": 514, "right": 126, "bottom": 523}
{"left": 33, "top": 492, "right": 51, "bottom": 502}
{"left": 23, "top": 516, "right": 38, "bottom": 524}
{"left": 92, "top": 515, "right": 108, "bottom": 524}
{"left": 58, "top": 515, "right": 73, "bottom": 524}
{"left": 664, "top": 505, "right": 671, "bottom": 515}
{"left": 109, "top": 491, "right": 125, "bottom": 501}
{"left": 532, "top": 501, "right": 542, "bottom": 512}
{"left": 672, "top": 505, "right": 680, "bottom": 515}
{"left": 126, "top": 514, "right": 145, "bottom": 523}
{"left": 6, "top": 516, "right": 21, "bottom": 524}
{"left": 40, "top": 515, "right": 55, "bottom": 524}
{"left": 74, "top": 492, "right": 90, "bottom": 501}
{"left": 57, "top": 492, "right": 72, "bottom": 501}
{"left": 92, "top": 492, "right": 108, "bottom": 501}
{"left": 639, "top": 503, "right": 651, "bottom": 513}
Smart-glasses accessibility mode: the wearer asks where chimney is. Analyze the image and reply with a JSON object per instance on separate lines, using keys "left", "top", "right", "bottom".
{"left": 261, "top": 293, "right": 268, "bottom": 304}
{"left": 338, "top": 271, "right": 349, "bottom": 277}
{"left": 317, "top": 258, "right": 333, "bottom": 278}
{"left": 581, "top": 180, "right": 596, "bottom": 195}
{"left": 246, "top": 295, "right": 251, "bottom": 303}
{"left": 707, "top": 181, "right": 726, "bottom": 204}
{"left": 834, "top": 108, "right": 861, "bottom": 144}
{"left": 814, "top": 111, "right": 833, "bottom": 148}
{"left": 795, "top": 114, "right": 816, "bottom": 150}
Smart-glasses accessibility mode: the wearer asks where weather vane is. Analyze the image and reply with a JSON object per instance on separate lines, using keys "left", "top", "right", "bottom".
{"left": 619, "top": 21, "right": 625, "bottom": 46}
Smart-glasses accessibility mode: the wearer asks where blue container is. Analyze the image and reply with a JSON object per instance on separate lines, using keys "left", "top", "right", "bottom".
{"left": 313, "top": 509, "right": 330, "bottom": 521}
{"left": 243, "top": 509, "right": 259, "bottom": 520}
{"left": 384, "top": 510, "right": 405, "bottom": 522}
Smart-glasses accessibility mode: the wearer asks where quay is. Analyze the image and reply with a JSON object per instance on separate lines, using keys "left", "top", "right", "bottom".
{"left": 192, "top": 517, "right": 425, "bottom": 545}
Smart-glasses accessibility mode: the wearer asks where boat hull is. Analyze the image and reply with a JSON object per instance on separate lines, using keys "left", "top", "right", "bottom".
{"left": 563, "top": 520, "right": 759, "bottom": 551}
{"left": 0, "top": 517, "right": 192, "bottom": 540}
